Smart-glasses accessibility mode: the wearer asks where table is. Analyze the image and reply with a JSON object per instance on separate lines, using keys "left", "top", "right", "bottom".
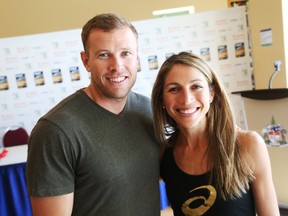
{"left": 0, "top": 145, "right": 32, "bottom": 216}
{"left": 0, "top": 145, "right": 27, "bottom": 166}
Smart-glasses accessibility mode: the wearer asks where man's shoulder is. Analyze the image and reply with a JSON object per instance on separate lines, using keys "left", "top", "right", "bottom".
{"left": 129, "top": 91, "right": 151, "bottom": 103}
{"left": 42, "top": 89, "right": 86, "bottom": 120}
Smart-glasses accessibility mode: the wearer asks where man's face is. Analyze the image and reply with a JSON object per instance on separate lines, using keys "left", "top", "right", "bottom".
{"left": 81, "top": 28, "right": 138, "bottom": 101}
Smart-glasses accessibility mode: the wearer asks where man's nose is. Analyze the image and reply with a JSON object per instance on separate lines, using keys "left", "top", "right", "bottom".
{"left": 109, "top": 56, "right": 124, "bottom": 72}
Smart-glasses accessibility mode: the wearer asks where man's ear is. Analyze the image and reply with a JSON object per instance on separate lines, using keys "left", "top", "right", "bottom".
{"left": 80, "top": 51, "right": 90, "bottom": 72}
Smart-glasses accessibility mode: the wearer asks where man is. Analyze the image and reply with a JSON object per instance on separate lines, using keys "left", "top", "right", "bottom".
{"left": 26, "top": 13, "right": 160, "bottom": 216}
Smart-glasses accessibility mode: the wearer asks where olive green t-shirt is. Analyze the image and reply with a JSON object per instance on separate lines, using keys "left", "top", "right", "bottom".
{"left": 27, "top": 89, "right": 160, "bottom": 215}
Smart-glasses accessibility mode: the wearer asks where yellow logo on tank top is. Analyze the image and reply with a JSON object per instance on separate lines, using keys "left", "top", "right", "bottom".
{"left": 182, "top": 185, "right": 217, "bottom": 216}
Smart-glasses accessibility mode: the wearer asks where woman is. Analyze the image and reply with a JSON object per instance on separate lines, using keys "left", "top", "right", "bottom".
{"left": 152, "top": 52, "right": 279, "bottom": 216}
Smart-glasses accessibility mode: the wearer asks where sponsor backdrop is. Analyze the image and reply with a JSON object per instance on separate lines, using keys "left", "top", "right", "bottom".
{"left": 0, "top": 7, "right": 253, "bottom": 138}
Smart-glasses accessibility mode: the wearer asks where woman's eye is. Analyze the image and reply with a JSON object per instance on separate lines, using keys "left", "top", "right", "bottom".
{"left": 193, "top": 85, "right": 202, "bottom": 89}
{"left": 168, "top": 87, "right": 178, "bottom": 92}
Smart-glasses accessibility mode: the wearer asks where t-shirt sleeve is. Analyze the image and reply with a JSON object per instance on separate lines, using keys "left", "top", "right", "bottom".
{"left": 26, "top": 119, "right": 76, "bottom": 197}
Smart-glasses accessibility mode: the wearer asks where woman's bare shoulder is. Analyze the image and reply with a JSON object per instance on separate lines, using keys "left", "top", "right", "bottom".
{"left": 237, "top": 129, "right": 263, "bottom": 140}
{"left": 237, "top": 129, "right": 266, "bottom": 152}
{"left": 237, "top": 129, "right": 269, "bottom": 173}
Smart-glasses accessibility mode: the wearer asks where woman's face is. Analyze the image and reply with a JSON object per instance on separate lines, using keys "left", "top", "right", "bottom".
{"left": 163, "top": 64, "right": 214, "bottom": 130}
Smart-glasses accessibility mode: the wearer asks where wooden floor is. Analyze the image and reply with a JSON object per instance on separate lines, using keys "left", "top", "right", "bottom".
{"left": 161, "top": 207, "right": 173, "bottom": 216}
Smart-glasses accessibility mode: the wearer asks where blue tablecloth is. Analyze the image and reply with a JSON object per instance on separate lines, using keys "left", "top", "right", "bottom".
{"left": 160, "top": 180, "right": 169, "bottom": 210}
{"left": 0, "top": 163, "right": 32, "bottom": 216}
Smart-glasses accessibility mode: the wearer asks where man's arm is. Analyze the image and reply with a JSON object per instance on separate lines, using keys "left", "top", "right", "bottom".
{"left": 30, "top": 193, "right": 74, "bottom": 216}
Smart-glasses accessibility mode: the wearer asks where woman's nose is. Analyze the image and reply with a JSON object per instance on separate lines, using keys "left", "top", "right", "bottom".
{"left": 182, "top": 89, "right": 193, "bottom": 105}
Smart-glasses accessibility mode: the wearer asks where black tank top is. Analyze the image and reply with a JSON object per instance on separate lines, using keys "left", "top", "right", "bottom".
{"left": 160, "top": 147, "right": 256, "bottom": 216}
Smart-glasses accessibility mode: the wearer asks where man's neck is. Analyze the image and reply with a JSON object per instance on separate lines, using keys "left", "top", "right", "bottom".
{"left": 84, "top": 86, "right": 127, "bottom": 114}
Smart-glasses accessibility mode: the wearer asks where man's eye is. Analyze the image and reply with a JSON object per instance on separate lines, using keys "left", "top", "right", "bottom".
{"left": 122, "top": 51, "right": 131, "bottom": 56}
{"left": 99, "top": 53, "right": 109, "bottom": 58}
